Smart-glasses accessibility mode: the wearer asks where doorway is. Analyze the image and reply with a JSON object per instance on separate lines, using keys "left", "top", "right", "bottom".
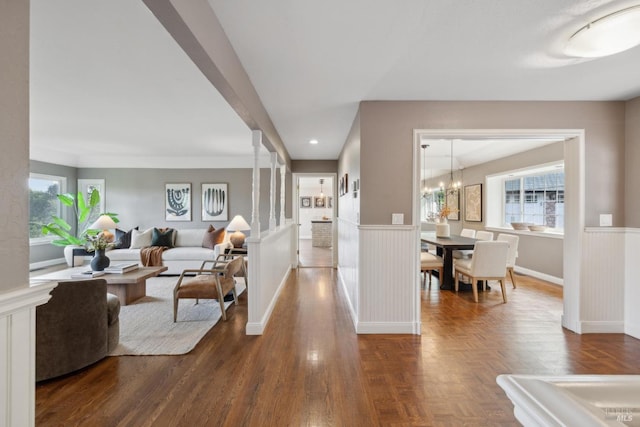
{"left": 295, "top": 174, "right": 336, "bottom": 268}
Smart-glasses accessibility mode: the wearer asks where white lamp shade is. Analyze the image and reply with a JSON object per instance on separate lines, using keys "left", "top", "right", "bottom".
{"left": 89, "top": 215, "right": 117, "bottom": 230}
{"left": 227, "top": 215, "right": 251, "bottom": 232}
{"left": 564, "top": 5, "right": 640, "bottom": 57}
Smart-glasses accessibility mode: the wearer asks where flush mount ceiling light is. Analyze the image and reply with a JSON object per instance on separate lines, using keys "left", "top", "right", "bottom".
{"left": 564, "top": 4, "right": 640, "bottom": 58}
{"left": 309, "top": 139, "right": 319, "bottom": 145}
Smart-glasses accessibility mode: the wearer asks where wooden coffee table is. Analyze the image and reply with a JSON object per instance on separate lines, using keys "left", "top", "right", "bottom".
{"left": 31, "top": 266, "right": 168, "bottom": 305}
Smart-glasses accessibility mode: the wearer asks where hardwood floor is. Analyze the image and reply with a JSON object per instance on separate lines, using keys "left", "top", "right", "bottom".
{"left": 298, "top": 238, "right": 332, "bottom": 267}
{"left": 36, "top": 270, "right": 640, "bottom": 426}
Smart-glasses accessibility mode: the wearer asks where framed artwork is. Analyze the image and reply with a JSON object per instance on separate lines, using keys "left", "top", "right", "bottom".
{"left": 445, "top": 189, "right": 460, "bottom": 221}
{"left": 202, "top": 183, "right": 228, "bottom": 221}
{"left": 78, "top": 179, "right": 105, "bottom": 224}
{"left": 166, "top": 183, "right": 191, "bottom": 221}
{"left": 464, "top": 184, "right": 482, "bottom": 222}
{"left": 339, "top": 177, "right": 344, "bottom": 196}
{"left": 300, "top": 196, "right": 312, "bottom": 208}
{"left": 327, "top": 196, "right": 333, "bottom": 208}
{"left": 314, "top": 196, "right": 326, "bottom": 208}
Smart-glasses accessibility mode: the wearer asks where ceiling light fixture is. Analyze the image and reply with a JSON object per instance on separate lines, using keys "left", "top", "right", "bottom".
{"left": 309, "top": 139, "right": 319, "bottom": 145}
{"left": 564, "top": 5, "right": 640, "bottom": 58}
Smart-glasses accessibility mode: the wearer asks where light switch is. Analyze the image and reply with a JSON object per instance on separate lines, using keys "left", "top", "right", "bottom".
{"left": 600, "top": 214, "right": 612, "bottom": 227}
{"left": 392, "top": 213, "right": 404, "bottom": 225}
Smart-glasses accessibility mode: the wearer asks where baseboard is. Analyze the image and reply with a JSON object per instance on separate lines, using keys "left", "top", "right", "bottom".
{"left": 515, "top": 266, "right": 563, "bottom": 286}
{"left": 625, "top": 323, "right": 640, "bottom": 340}
{"left": 29, "top": 258, "right": 65, "bottom": 271}
{"left": 245, "top": 266, "right": 292, "bottom": 335}
{"left": 356, "top": 322, "right": 415, "bottom": 334}
{"left": 579, "top": 321, "right": 625, "bottom": 334}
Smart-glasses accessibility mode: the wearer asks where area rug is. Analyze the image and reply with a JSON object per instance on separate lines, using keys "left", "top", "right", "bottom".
{"left": 109, "top": 276, "right": 245, "bottom": 356}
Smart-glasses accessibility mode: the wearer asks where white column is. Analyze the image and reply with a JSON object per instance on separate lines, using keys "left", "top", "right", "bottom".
{"left": 269, "top": 153, "right": 277, "bottom": 232}
{"left": 279, "top": 164, "right": 286, "bottom": 227}
{"left": 251, "top": 130, "right": 261, "bottom": 238}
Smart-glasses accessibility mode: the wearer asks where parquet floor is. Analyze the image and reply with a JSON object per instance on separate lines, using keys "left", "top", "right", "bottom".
{"left": 35, "top": 270, "right": 640, "bottom": 426}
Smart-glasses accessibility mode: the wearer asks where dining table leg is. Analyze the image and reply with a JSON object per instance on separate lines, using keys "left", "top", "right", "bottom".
{"left": 440, "top": 248, "right": 455, "bottom": 290}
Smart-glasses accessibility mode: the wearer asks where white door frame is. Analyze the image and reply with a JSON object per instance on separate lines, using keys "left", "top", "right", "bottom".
{"left": 413, "top": 129, "right": 584, "bottom": 335}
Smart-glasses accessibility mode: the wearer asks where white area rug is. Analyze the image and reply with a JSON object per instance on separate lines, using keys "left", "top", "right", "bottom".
{"left": 109, "top": 276, "right": 245, "bottom": 356}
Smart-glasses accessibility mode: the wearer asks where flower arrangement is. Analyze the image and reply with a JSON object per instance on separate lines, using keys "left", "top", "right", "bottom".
{"left": 85, "top": 232, "right": 115, "bottom": 252}
{"left": 438, "top": 205, "right": 458, "bottom": 221}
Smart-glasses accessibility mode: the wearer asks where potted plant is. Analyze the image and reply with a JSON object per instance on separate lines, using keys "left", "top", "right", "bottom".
{"left": 41, "top": 189, "right": 119, "bottom": 266}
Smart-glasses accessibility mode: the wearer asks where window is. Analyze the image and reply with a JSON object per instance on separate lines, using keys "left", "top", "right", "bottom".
{"left": 29, "top": 173, "right": 66, "bottom": 242}
{"left": 503, "top": 170, "right": 564, "bottom": 230}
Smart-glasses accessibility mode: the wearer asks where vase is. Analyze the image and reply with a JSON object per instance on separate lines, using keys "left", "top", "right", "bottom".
{"left": 91, "top": 249, "right": 110, "bottom": 271}
{"left": 436, "top": 221, "right": 450, "bottom": 238}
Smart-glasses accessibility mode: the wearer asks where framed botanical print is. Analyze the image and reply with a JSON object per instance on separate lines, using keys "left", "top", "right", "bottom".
{"left": 300, "top": 196, "right": 312, "bottom": 208}
{"left": 166, "top": 183, "right": 191, "bottom": 221}
{"left": 464, "top": 184, "right": 482, "bottom": 222}
{"left": 202, "top": 183, "right": 228, "bottom": 221}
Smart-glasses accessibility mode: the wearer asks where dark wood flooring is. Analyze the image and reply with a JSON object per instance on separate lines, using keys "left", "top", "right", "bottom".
{"left": 35, "top": 270, "right": 640, "bottom": 426}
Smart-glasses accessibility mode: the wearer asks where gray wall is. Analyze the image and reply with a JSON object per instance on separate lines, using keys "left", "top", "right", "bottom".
{"left": 78, "top": 167, "right": 280, "bottom": 235}
{"left": 291, "top": 160, "right": 338, "bottom": 173}
{"left": 0, "top": 0, "right": 29, "bottom": 292}
{"left": 358, "top": 101, "right": 626, "bottom": 227}
{"left": 625, "top": 97, "right": 640, "bottom": 227}
{"left": 29, "top": 160, "right": 79, "bottom": 264}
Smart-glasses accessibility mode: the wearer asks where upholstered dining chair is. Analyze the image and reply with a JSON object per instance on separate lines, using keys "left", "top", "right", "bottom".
{"left": 453, "top": 228, "right": 478, "bottom": 259}
{"left": 497, "top": 233, "right": 520, "bottom": 288}
{"left": 173, "top": 254, "right": 245, "bottom": 322}
{"left": 420, "top": 251, "right": 444, "bottom": 289}
{"left": 454, "top": 241, "right": 509, "bottom": 303}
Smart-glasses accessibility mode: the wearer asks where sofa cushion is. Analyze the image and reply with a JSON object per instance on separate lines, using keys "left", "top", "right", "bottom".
{"left": 161, "top": 247, "right": 218, "bottom": 261}
{"left": 202, "top": 227, "right": 226, "bottom": 249}
{"left": 151, "top": 227, "right": 174, "bottom": 247}
{"left": 175, "top": 228, "right": 206, "bottom": 247}
{"left": 113, "top": 227, "right": 138, "bottom": 249}
{"left": 107, "top": 248, "right": 141, "bottom": 261}
{"left": 130, "top": 228, "right": 153, "bottom": 249}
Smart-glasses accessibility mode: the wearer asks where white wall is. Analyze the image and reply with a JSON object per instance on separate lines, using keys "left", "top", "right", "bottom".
{"left": 298, "top": 177, "right": 333, "bottom": 239}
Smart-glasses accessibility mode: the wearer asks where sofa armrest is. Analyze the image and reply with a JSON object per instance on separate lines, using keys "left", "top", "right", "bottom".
{"left": 213, "top": 241, "right": 233, "bottom": 257}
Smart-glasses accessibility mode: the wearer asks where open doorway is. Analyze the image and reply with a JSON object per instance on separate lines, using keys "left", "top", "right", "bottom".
{"left": 296, "top": 175, "right": 335, "bottom": 268}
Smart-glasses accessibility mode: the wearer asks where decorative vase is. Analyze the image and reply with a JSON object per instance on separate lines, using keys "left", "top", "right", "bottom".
{"left": 436, "top": 221, "right": 450, "bottom": 238}
{"left": 90, "top": 249, "right": 110, "bottom": 271}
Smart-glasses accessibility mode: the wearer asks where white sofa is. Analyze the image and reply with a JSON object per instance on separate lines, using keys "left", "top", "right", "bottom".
{"left": 107, "top": 228, "right": 232, "bottom": 275}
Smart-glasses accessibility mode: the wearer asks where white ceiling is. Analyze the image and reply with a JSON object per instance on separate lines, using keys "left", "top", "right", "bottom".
{"left": 30, "top": 0, "right": 640, "bottom": 168}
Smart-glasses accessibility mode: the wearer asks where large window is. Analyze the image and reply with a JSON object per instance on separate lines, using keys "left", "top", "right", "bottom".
{"left": 503, "top": 169, "right": 564, "bottom": 230}
{"left": 29, "top": 173, "right": 66, "bottom": 242}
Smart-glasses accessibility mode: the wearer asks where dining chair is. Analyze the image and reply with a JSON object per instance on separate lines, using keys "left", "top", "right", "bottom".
{"left": 454, "top": 241, "right": 509, "bottom": 303}
{"left": 452, "top": 229, "right": 478, "bottom": 259}
{"left": 497, "top": 233, "right": 519, "bottom": 288}
{"left": 475, "top": 230, "right": 494, "bottom": 241}
{"left": 173, "top": 254, "right": 245, "bottom": 322}
{"left": 420, "top": 251, "right": 444, "bottom": 289}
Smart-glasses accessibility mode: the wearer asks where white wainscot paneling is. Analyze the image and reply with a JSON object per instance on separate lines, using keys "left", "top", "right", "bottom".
{"left": 337, "top": 218, "right": 359, "bottom": 329}
{"left": 357, "top": 225, "right": 418, "bottom": 334}
{"left": 625, "top": 229, "right": 640, "bottom": 339}
{"left": 580, "top": 229, "right": 625, "bottom": 333}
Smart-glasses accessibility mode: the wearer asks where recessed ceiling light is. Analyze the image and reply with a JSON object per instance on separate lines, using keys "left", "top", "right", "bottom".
{"left": 309, "top": 139, "right": 319, "bottom": 145}
{"left": 564, "top": 5, "right": 640, "bottom": 58}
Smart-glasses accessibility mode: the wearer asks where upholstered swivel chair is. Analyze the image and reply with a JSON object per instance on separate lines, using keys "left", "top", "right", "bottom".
{"left": 454, "top": 241, "right": 509, "bottom": 303}
{"left": 173, "top": 255, "right": 245, "bottom": 322}
{"left": 497, "top": 233, "right": 520, "bottom": 288}
{"left": 420, "top": 251, "right": 444, "bottom": 289}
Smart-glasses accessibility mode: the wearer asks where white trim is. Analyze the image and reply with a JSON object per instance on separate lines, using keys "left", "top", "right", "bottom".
{"left": 29, "top": 258, "right": 65, "bottom": 271}
{"left": 358, "top": 224, "right": 416, "bottom": 231}
{"left": 486, "top": 227, "right": 564, "bottom": 240}
{"left": 245, "top": 267, "right": 291, "bottom": 335}
{"left": 579, "top": 321, "right": 625, "bottom": 334}
{"left": 356, "top": 322, "right": 416, "bottom": 334}
{"left": 337, "top": 267, "right": 358, "bottom": 331}
{"left": 514, "top": 266, "right": 563, "bottom": 286}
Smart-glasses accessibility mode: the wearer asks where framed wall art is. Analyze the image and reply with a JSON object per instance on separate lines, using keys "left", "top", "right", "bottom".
{"left": 314, "top": 196, "right": 326, "bottom": 208}
{"left": 202, "top": 183, "right": 228, "bottom": 221}
{"left": 464, "top": 184, "right": 482, "bottom": 222}
{"left": 166, "top": 183, "right": 191, "bottom": 221}
{"left": 300, "top": 196, "right": 312, "bottom": 208}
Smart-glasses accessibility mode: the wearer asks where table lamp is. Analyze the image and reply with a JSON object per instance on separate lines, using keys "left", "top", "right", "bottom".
{"left": 227, "top": 215, "right": 251, "bottom": 248}
{"left": 89, "top": 215, "right": 118, "bottom": 242}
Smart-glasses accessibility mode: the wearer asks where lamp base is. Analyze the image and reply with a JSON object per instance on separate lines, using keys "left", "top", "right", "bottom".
{"left": 229, "top": 231, "right": 246, "bottom": 248}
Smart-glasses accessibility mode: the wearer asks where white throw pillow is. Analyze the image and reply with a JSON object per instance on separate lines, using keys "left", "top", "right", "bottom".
{"left": 130, "top": 228, "right": 153, "bottom": 249}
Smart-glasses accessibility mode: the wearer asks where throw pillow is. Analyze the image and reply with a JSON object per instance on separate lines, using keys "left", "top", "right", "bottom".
{"left": 151, "top": 227, "right": 174, "bottom": 247}
{"left": 202, "top": 227, "right": 226, "bottom": 249}
{"left": 113, "top": 227, "right": 138, "bottom": 249}
{"left": 130, "top": 228, "right": 153, "bottom": 249}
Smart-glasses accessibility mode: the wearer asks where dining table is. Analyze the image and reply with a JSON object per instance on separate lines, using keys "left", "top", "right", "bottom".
{"left": 420, "top": 231, "right": 478, "bottom": 290}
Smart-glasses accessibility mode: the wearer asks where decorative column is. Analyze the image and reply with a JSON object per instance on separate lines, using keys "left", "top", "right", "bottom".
{"left": 269, "top": 152, "right": 277, "bottom": 232}
{"left": 279, "top": 164, "right": 286, "bottom": 227}
{"left": 251, "top": 130, "right": 261, "bottom": 238}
